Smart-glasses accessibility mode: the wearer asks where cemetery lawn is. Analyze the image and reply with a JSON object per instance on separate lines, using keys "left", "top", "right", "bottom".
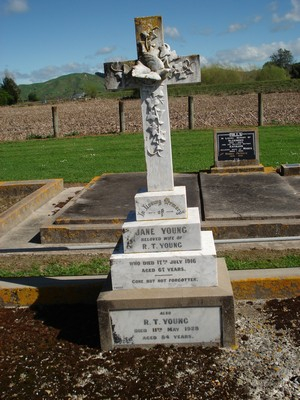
{"left": 0, "top": 125, "right": 299, "bottom": 182}
{"left": 0, "top": 249, "right": 299, "bottom": 277}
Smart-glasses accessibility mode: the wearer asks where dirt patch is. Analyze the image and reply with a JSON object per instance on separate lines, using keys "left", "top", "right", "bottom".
{"left": 1, "top": 93, "right": 300, "bottom": 140}
{"left": 265, "top": 297, "right": 300, "bottom": 346}
{"left": 0, "top": 298, "right": 299, "bottom": 399}
{"left": 0, "top": 185, "right": 42, "bottom": 214}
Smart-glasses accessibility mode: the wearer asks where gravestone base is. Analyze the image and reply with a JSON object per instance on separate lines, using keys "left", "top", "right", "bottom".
{"left": 210, "top": 164, "right": 264, "bottom": 174}
{"left": 97, "top": 258, "right": 235, "bottom": 351}
{"left": 280, "top": 163, "right": 300, "bottom": 176}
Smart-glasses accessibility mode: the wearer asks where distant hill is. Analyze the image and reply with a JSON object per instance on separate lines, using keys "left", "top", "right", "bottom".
{"left": 19, "top": 73, "right": 106, "bottom": 101}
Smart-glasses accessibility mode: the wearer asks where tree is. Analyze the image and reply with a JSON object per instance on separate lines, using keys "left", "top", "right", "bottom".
{"left": 1, "top": 75, "right": 20, "bottom": 104}
{"left": 0, "top": 88, "right": 13, "bottom": 106}
{"left": 256, "top": 64, "right": 289, "bottom": 81}
{"left": 269, "top": 48, "right": 294, "bottom": 70}
{"left": 290, "top": 62, "right": 300, "bottom": 79}
{"left": 28, "top": 92, "right": 39, "bottom": 102}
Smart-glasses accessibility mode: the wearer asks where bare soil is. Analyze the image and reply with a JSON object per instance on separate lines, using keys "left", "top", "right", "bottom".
{"left": 1, "top": 93, "right": 300, "bottom": 140}
{"left": 0, "top": 297, "right": 299, "bottom": 399}
{"left": 0, "top": 186, "right": 41, "bottom": 214}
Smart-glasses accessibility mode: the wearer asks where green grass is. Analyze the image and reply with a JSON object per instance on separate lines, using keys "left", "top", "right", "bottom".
{"left": 0, "top": 254, "right": 298, "bottom": 278}
{"left": 0, "top": 258, "right": 110, "bottom": 278}
{"left": 225, "top": 255, "right": 300, "bottom": 270}
{"left": 0, "top": 126, "right": 299, "bottom": 182}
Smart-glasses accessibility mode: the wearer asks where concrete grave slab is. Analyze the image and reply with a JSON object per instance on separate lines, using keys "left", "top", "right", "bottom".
{"left": 40, "top": 173, "right": 200, "bottom": 244}
{"left": 200, "top": 172, "right": 300, "bottom": 221}
{"left": 55, "top": 173, "right": 200, "bottom": 223}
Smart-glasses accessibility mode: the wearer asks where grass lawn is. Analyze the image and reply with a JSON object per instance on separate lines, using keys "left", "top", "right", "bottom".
{"left": 0, "top": 252, "right": 299, "bottom": 278}
{"left": 0, "top": 125, "right": 299, "bottom": 183}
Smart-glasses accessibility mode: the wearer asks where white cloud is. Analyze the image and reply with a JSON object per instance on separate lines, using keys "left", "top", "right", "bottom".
{"left": 253, "top": 15, "right": 262, "bottom": 23}
{"left": 95, "top": 46, "right": 116, "bottom": 55}
{"left": 227, "top": 23, "right": 247, "bottom": 33}
{"left": 212, "top": 37, "right": 300, "bottom": 66}
{"left": 165, "top": 26, "right": 181, "bottom": 39}
{"left": 5, "top": 0, "right": 28, "bottom": 13}
{"left": 273, "top": 0, "right": 300, "bottom": 22}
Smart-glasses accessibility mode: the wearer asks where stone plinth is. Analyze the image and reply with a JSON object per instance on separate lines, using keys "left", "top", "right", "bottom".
{"left": 98, "top": 259, "right": 235, "bottom": 350}
{"left": 111, "top": 231, "right": 217, "bottom": 290}
{"left": 280, "top": 163, "right": 300, "bottom": 176}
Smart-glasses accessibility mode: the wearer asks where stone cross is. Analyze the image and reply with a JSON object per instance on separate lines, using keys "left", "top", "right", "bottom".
{"left": 104, "top": 16, "right": 200, "bottom": 192}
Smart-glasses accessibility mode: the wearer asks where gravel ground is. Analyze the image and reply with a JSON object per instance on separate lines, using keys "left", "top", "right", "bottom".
{"left": 0, "top": 92, "right": 300, "bottom": 140}
{"left": 0, "top": 297, "right": 299, "bottom": 399}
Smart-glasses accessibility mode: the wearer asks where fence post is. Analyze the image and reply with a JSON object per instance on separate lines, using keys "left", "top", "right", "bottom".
{"left": 258, "top": 93, "right": 264, "bottom": 126}
{"left": 52, "top": 106, "right": 59, "bottom": 137}
{"left": 119, "top": 101, "right": 125, "bottom": 133}
{"left": 188, "top": 96, "right": 194, "bottom": 130}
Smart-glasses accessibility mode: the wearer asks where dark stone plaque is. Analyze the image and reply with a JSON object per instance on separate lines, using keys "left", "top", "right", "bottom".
{"left": 217, "top": 130, "right": 256, "bottom": 162}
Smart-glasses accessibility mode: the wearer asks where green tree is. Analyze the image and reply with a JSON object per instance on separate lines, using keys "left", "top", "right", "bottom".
{"left": 269, "top": 48, "right": 294, "bottom": 70}
{"left": 84, "top": 83, "right": 98, "bottom": 99}
{"left": 28, "top": 92, "right": 39, "bottom": 102}
{"left": 1, "top": 75, "right": 20, "bottom": 104}
{"left": 256, "top": 64, "right": 289, "bottom": 81}
{"left": 290, "top": 62, "right": 300, "bottom": 79}
{"left": 0, "top": 88, "right": 13, "bottom": 105}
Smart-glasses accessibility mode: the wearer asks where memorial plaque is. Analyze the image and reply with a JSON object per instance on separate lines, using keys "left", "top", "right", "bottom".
{"left": 110, "top": 307, "right": 221, "bottom": 346}
{"left": 122, "top": 207, "right": 201, "bottom": 254}
{"left": 213, "top": 128, "right": 261, "bottom": 168}
{"left": 111, "top": 231, "right": 217, "bottom": 289}
{"left": 217, "top": 131, "right": 255, "bottom": 161}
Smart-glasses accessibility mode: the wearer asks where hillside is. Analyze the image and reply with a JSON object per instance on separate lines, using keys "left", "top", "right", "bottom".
{"left": 19, "top": 73, "right": 105, "bottom": 101}
{"left": 19, "top": 72, "right": 300, "bottom": 102}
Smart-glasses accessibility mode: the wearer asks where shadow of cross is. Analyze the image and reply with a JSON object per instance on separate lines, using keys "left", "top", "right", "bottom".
{"left": 104, "top": 16, "right": 201, "bottom": 192}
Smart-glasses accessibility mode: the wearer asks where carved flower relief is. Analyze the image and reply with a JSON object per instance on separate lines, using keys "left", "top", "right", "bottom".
{"left": 171, "top": 58, "right": 195, "bottom": 80}
{"left": 131, "top": 61, "right": 161, "bottom": 83}
{"left": 144, "top": 88, "right": 166, "bottom": 157}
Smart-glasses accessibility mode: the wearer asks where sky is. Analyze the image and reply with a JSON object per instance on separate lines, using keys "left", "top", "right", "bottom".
{"left": 1, "top": 0, "right": 300, "bottom": 85}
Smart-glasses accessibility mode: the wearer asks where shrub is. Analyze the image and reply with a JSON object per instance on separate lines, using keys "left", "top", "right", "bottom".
{"left": 28, "top": 92, "right": 39, "bottom": 102}
{"left": 201, "top": 65, "right": 243, "bottom": 84}
{"left": 256, "top": 64, "right": 289, "bottom": 81}
{"left": 0, "top": 88, "right": 13, "bottom": 105}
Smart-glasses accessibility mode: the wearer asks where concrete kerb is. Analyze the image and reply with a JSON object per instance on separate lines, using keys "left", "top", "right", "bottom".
{"left": 0, "top": 179, "right": 64, "bottom": 236}
{"left": 0, "top": 264, "right": 299, "bottom": 307}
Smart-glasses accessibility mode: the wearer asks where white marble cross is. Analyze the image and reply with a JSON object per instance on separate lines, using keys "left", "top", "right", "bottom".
{"left": 104, "top": 16, "right": 200, "bottom": 192}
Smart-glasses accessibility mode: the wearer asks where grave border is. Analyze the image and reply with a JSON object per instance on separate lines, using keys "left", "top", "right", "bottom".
{"left": 0, "top": 179, "right": 63, "bottom": 236}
